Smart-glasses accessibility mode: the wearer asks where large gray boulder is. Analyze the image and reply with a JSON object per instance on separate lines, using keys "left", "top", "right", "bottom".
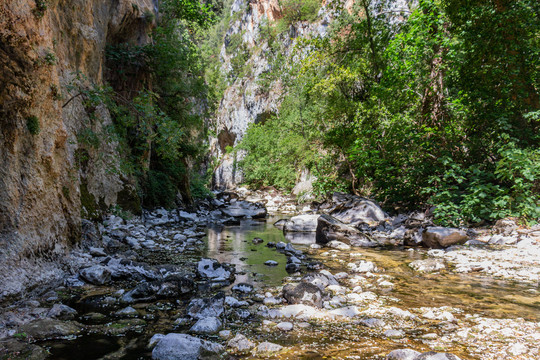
{"left": 221, "top": 200, "right": 267, "bottom": 219}
{"left": 152, "top": 333, "right": 223, "bottom": 360}
{"left": 316, "top": 214, "right": 377, "bottom": 247}
{"left": 422, "top": 227, "right": 468, "bottom": 249}
{"left": 330, "top": 193, "right": 387, "bottom": 225}
{"left": 189, "top": 317, "right": 222, "bottom": 334}
{"left": 79, "top": 265, "right": 111, "bottom": 285}
{"left": 283, "top": 215, "right": 320, "bottom": 232}
{"left": 282, "top": 282, "right": 323, "bottom": 308}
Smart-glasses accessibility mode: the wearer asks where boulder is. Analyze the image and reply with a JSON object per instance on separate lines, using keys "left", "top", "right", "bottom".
{"left": 221, "top": 201, "right": 267, "bottom": 219}
{"left": 47, "top": 304, "right": 77, "bottom": 320}
{"left": 189, "top": 317, "right": 222, "bottom": 334}
{"left": 316, "top": 214, "right": 377, "bottom": 247}
{"left": 79, "top": 265, "right": 111, "bottom": 285}
{"left": 227, "top": 334, "right": 255, "bottom": 353}
{"left": 283, "top": 282, "right": 323, "bottom": 308}
{"left": 329, "top": 193, "right": 387, "bottom": 225}
{"left": 187, "top": 293, "right": 225, "bottom": 319}
{"left": 283, "top": 215, "right": 320, "bottom": 232}
{"left": 197, "top": 258, "right": 234, "bottom": 281}
{"left": 151, "top": 333, "right": 223, "bottom": 360}
{"left": 422, "top": 227, "right": 468, "bottom": 249}
{"left": 20, "top": 319, "right": 84, "bottom": 341}
{"left": 276, "top": 321, "right": 293, "bottom": 331}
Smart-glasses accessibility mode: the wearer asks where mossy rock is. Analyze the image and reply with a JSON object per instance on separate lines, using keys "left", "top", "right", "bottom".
{"left": 80, "top": 182, "right": 107, "bottom": 220}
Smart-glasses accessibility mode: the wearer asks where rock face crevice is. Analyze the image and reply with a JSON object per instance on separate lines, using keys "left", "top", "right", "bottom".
{"left": 0, "top": 0, "right": 155, "bottom": 263}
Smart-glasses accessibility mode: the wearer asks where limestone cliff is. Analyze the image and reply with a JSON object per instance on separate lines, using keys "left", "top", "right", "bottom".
{"left": 0, "top": 0, "right": 156, "bottom": 262}
{"left": 209, "top": 0, "right": 413, "bottom": 189}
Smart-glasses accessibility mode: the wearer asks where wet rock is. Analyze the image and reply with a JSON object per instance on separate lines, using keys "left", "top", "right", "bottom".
{"left": 20, "top": 319, "right": 84, "bottom": 340}
{"left": 276, "top": 321, "right": 293, "bottom": 331}
{"left": 151, "top": 333, "right": 224, "bottom": 360}
{"left": 273, "top": 219, "right": 288, "bottom": 230}
{"left": 264, "top": 260, "right": 278, "bottom": 266}
{"left": 79, "top": 265, "right": 111, "bottom": 285}
{"left": 409, "top": 259, "right": 446, "bottom": 273}
{"left": 0, "top": 339, "right": 48, "bottom": 360}
{"left": 221, "top": 201, "right": 267, "bottom": 219}
{"left": 316, "top": 214, "right": 377, "bottom": 247}
{"left": 197, "top": 258, "right": 234, "bottom": 281}
{"left": 187, "top": 293, "right": 225, "bottom": 319}
{"left": 422, "top": 227, "right": 468, "bottom": 249}
{"left": 122, "top": 276, "right": 193, "bottom": 303}
{"left": 285, "top": 263, "right": 301, "bottom": 273}
{"left": 254, "top": 341, "right": 283, "bottom": 355}
{"left": 115, "top": 306, "right": 139, "bottom": 317}
{"left": 252, "top": 237, "right": 264, "bottom": 244}
{"left": 47, "top": 304, "right": 77, "bottom": 320}
{"left": 232, "top": 283, "right": 254, "bottom": 294}
{"left": 329, "top": 193, "right": 387, "bottom": 225}
{"left": 415, "top": 352, "right": 461, "bottom": 360}
{"left": 283, "top": 282, "right": 323, "bottom": 308}
{"left": 386, "top": 349, "right": 421, "bottom": 360}
{"left": 190, "top": 317, "right": 222, "bottom": 334}
{"left": 283, "top": 215, "right": 320, "bottom": 232}
{"left": 227, "top": 333, "right": 255, "bottom": 353}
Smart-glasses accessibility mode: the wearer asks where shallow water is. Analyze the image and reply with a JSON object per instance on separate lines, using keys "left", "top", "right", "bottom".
{"left": 39, "top": 216, "right": 539, "bottom": 359}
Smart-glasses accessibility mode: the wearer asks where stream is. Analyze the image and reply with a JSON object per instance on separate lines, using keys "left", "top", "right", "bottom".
{"left": 29, "top": 214, "right": 539, "bottom": 360}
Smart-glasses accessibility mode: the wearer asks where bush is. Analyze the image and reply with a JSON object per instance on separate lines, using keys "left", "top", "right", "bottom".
{"left": 26, "top": 116, "right": 40, "bottom": 135}
{"left": 278, "top": 0, "right": 320, "bottom": 29}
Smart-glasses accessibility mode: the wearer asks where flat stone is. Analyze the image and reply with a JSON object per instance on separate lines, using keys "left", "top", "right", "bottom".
{"left": 276, "top": 322, "right": 293, "bottom": 331}
{"left": 255, "top": 341, "right": 283, "bottom": 355}
{"left": 20, "top": 319, "right": 84, "bottom": 340}
{"left": 264, "top": 260, "right": 278, "bottom": 266}
{"left": 152, "top": 333, "right": 223, "bottom": 360}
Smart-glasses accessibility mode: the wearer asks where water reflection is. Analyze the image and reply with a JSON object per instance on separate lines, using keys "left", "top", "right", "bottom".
{"left": 205, "top": 216, "right": 314, "bottom": 287}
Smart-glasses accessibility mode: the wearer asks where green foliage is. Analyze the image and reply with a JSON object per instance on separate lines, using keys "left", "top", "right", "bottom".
{"left": 239, "top": 0, "right": 539, "bottom": 224}
{"left": 238, "top": 116, "right": 315, "bottom": 190}
{"left": 43, "top": 50, "right": 57, "bottom": 65}
{"left": 278, "top": 0, "right": 320, "bottom": 31}
{"left": 26, "top": 116, "right": 40, "bottom": 135}
{"left": 32, "top": 0, "right": 48, "bottom": 18}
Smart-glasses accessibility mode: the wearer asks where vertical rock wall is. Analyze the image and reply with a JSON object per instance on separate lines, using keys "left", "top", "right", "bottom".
{"left": 0, "top": 0, "right": 156, "bottom": 262}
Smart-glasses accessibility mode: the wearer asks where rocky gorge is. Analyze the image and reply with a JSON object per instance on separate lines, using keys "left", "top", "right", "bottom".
{"left": 1, "top": 189, "right": 538, "bottom": 359}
